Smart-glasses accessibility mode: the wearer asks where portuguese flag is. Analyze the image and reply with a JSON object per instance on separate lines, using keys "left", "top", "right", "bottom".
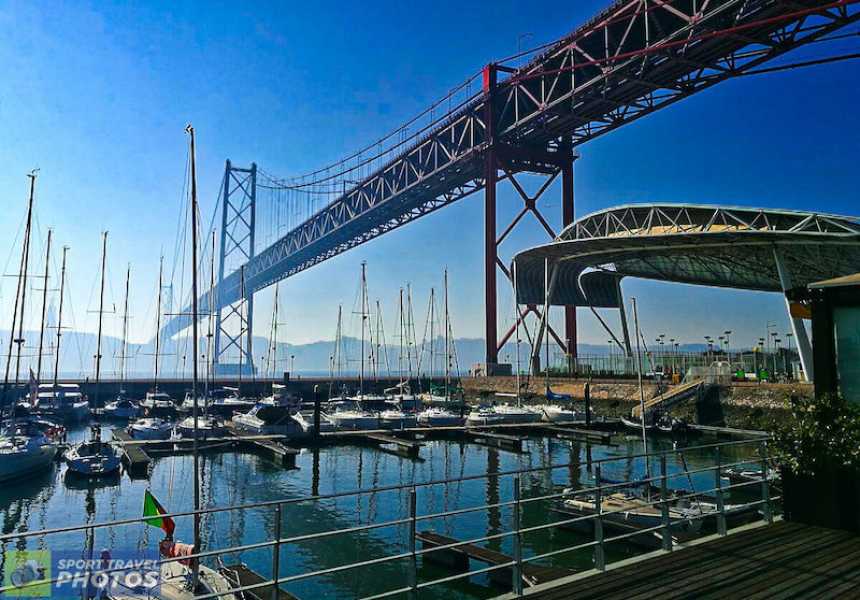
{"left": 143, "top": 491, "right": 175, "bottom": 538}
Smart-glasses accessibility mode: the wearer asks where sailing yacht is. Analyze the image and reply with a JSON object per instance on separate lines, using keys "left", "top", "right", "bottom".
{"left": 65, "top": 424, "right": 121, "bottom": 477}
{"left": 0, "top": 418, "right": 59, "bottom": 482}
{"left": 105, "top": 267, "right": 140, "bottom": 421}
{"left": 324, "top": 402, "right": 379, "bottom": 430}
{"left": 128, "top": 417, "right": 173, "bottom": 440}
{"left": 104, "top": 389, "right": 140, "bottom": 419}
{"left": 66, "top": 233, "right": 122, "bottom": 478}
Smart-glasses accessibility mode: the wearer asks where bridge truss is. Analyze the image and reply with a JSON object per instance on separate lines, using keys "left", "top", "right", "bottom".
{"left": 168, "top": 0, "right": 859, "bottom": 368}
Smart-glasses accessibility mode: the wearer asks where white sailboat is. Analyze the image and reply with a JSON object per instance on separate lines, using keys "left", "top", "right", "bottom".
{"left": 128, "top": 417, "right": 173, "bottom": 440}
{"left": 0, "top": 418, "right": 59, "bottom": 482}
{"left": 66, "top": 233, "right": 122, "bottom": 478}
{"left": 105, "top": 266, "right": 140, "bottom": 420}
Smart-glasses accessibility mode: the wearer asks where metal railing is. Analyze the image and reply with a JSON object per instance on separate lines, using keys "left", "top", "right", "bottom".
{"left": 0, "top": 438, "right": 779, "bottom": 599}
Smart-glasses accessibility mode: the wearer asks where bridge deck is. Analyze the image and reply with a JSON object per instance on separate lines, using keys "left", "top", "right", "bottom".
{"left": 497, "top": 520, "right": 860, "bottom": 599}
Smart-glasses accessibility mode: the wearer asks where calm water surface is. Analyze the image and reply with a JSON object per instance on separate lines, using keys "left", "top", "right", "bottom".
{"left": 0, "top": 424, "right": 764, "bottom": 599}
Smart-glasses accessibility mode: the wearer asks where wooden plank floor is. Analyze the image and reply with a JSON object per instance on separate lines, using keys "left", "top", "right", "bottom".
{"left": 517, "top": 521, "right": 860, "bottom": 599}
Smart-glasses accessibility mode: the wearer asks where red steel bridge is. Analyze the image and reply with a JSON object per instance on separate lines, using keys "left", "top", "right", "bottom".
{"left": 163, "top": 0, "right": 860, "bottom": 371}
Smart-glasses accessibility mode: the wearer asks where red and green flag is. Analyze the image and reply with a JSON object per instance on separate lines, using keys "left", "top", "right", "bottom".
{"left": 143, "top": 491, "right": 175, "bottom": 538}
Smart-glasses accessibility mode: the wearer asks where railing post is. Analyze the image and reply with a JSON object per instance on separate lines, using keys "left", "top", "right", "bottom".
{"left": 512, "top": 476, "right": 523, "bottom": 596}
{"left": 271, "top": 503, "right": 282, "bottom": 600}
{"left": 594, "top": 465, "right": 605, "bottom": 571}
{"left": 409, "top": 487, "right": 418, "bottom": 599}
{"left": 759, "top": 440, "right": 773, "bottom": 524}
{"left": 715, "top": 446, "right": 727, "bottom": 536}
{"left": 660, "top": 455, "right": 672, "bottom": 551}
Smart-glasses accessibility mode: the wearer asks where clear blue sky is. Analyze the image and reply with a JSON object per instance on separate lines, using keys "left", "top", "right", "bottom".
{"left": 0, "top": 0, "right": 858, "bottom": 368}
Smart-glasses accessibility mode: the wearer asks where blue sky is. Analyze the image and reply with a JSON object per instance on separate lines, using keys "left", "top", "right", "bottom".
{"left": 0, "top": 0, "right": 858, "bottom": 367}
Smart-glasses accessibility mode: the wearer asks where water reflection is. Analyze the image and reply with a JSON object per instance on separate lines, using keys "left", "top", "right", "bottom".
{"left": 0, "top": 426, "right": 764, "bottom": 599}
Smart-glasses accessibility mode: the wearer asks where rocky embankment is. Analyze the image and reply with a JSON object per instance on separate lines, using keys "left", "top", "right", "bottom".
{"left": 461, "top": 377, "right": 811, "bottom": 432}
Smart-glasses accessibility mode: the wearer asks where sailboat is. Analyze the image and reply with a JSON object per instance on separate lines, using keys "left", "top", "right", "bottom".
{"left": 417, "top": 270, "right": 464, "bottom": 426}
{"left": 105, "top": 265, "right": 140, "bottom": 420}
{"left": 325, "top": 262, "right": 380, "bottom": 430}
{"left": 65, "top": 232, "right": 121, "bottom": 477}
{"left": 125, "top": 125, "right": 240, "bottom": 600}
{"left": 0, "top": 417, "right": 60, "bottom": 482}
{"left": 132, "top": 257, "right": 176, "bottom": 439}
{"left": 380, "top": 288, "right": 418, "bottom": 428}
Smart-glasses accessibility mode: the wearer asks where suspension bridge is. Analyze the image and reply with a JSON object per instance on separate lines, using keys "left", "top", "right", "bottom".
{"left": 160, "top": 0, "right": 860, "bottom": 374}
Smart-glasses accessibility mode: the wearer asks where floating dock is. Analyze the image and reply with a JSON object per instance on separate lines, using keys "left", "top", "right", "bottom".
{"left": 111, "top": 429, "right": 152, "bottom": 474}
{"left": 418, "top": 531, "right": 572, "bottom": 588}
{"left": 220, "top": 563, "right": 301, "bottom": 600}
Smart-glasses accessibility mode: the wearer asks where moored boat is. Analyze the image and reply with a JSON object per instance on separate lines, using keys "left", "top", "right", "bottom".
{"left": 0, "top": 419, "right": 59, "bottom": 483}
{"left": 416, "top": 406, "right": 463, "bottom": 427}
{"left": 64, "top": 425, "right": 121, "bottom": 477}
{"left": 31, "top": 383, "right": 89, "bottom": 421}
{"left": 379, "top": 408, "right": 417, "bottom": 429}
{"left": 103, "top": 393, "right": 140, "bottom": 419}
{"left": 128, "top": 417, "right": 173, "bottom": 440}
{"left": 175, "top": 415, "right": 226, "bottom": 439}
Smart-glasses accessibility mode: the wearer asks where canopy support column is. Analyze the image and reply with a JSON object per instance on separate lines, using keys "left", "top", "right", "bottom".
{"left": 773, "top": 247, "right": 814, "bottom": 382}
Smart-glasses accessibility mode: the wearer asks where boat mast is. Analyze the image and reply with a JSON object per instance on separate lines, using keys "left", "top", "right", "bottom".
{"left": 120, "top": 264, "right": 131, "bottom": 387}
{"left": 238, "top": 265, "right": 245, "bottom": 394}
{"left": 186, "top": 124, "right": 202, "bottom": 588}
{"left": 514, "top": 262, "right": 521, "bottom": 404}
{"left": 398, "top": 289, "right": 404, "bottom": 386}
{"left": 544, "top": 257, "right": 550, "bottom": 398}
{"left": 94, "top": 231, "right": 108, "bottom": 408}
{"left": 444, "top": 269, "right": 450, "bottom": 401}
{"left": 154, "top": 255, "right": 164, "bottom": 392}
{"left": 374, "top": 299, "right": 381, "bottom": 382}
{"left": 36, "top": 229, "right": 52, "bottom": 383}
{"left": 53, "top": 246, "right": 68, "bottom": 388}
{"left": 269, "top": 283, "right": 280, "bottom": 379}
{"left": 359, "top": 261, "right": 367, "bottom": 397}
{"left": 631, "top": 297, "right": 649, "bottom": 469}
{"left": 429, "top": 288, "right": 435, "bottom": 381}
{"left": 406, "top": 283, "right": 415, "bottom": 384}
{"left": 3, "top": 172, "right": 35, "bottom": 405}
{"left": 206, "top": 231, "right": 215, "bottom": 396}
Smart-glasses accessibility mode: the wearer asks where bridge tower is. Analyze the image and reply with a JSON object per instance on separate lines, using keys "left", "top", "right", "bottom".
{"left": 213, "top": 160, "right": 257, "bottom": 376}
{"left": 482, "top": 64, "right": 577, "bottom": 373}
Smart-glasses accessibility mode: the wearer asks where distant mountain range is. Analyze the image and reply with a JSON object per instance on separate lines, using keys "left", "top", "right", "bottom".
{"left": 0, "top": 328, "right": 709, "bottom": 379}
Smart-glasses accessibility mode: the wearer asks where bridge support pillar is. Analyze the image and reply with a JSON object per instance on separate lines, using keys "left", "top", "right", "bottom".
{"left": 561, "top": 151, "right": 577, "bottom": 362}
{"left": 213, "top": 160, "right": 258, "bottom": 377}
{"left": 484, "top": 64, "right": 500, "bottom": 367}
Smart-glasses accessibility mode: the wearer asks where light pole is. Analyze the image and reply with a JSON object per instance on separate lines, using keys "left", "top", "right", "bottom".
{"left": 608, "top": 339, "right": 614, "bottom": 374}
{"left": 723, "top": 330, "right": 732, "bottom": 363}
{"left": 290, "top": 354, "right": 295, "bottom": 375}
{"left": 705, "top": 336, "right": 713, "bottom": 365}
{"left": 785, "top": 332, "right": 794, "bottom": 379}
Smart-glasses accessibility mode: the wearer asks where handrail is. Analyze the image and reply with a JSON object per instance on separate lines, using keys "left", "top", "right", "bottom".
{"left": 0, "top": 438, "right": 779, "bottom": 600}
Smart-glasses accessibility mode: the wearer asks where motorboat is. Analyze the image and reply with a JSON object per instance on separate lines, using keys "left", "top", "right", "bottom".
{"left": 384, "top": 383, "right": 421, "bottom": 411}
{"left": 140, "top": 391, "right": 178, "bottom": 417}
{"left": 379, "top": 408, "right": 417, "bottom": 429}
{"left": 538, "top": 404, "right": 585, "bottom": 423}
{"left": 232, "top": 403, "right": 299, "bottom": 435}
{"left": 103, "top": 392, "right": 140, "bottom": 419}
{"left": 416, "top": 406, "right": 463, "bottom": 427}
{"left": 259, "top": 384, "right": 302, "bottom": 411}
{"left": 346, "top": 393, "right": 389, "bottom": 410}
{"left": 466, "top": 404, "right": 540, "bottom": 426}
{"left": 30, "top": 383, "right": 89, "bottom": 421}
{"left": 175, "top": 415, "right": 226, "bottom": 439}
{"left": 621, "top": 414, "right": 656, "bottom": 432}
{"left": 655, "top": 413, "right": 688, "bottom": 435}
{"left": 465, "top": 407, "right": 506, "bottom": 427}
{"left": 0, "top": 419, "right": 59, "bottom": 482}
{"left": 185, "top": 387, "right": 256, "bottom": 417}
{"left": 546, "top": 386, "right": 574, "bottom": 403}
{"left": 64, "top": 424, "right": 121, "bottom": 477}
{"left": 324, "top": 406, "right": 379, "bottom": 430}
{"left": 128, "top": 417, "right": 174, "bottom": 440}
{"left": 292, "top": 410, "right": 337, "bottom": 435}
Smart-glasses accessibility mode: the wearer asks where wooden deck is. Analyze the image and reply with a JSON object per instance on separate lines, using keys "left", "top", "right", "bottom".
{"left": 498, "top": 520, "right": 860, "bottom": 599}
